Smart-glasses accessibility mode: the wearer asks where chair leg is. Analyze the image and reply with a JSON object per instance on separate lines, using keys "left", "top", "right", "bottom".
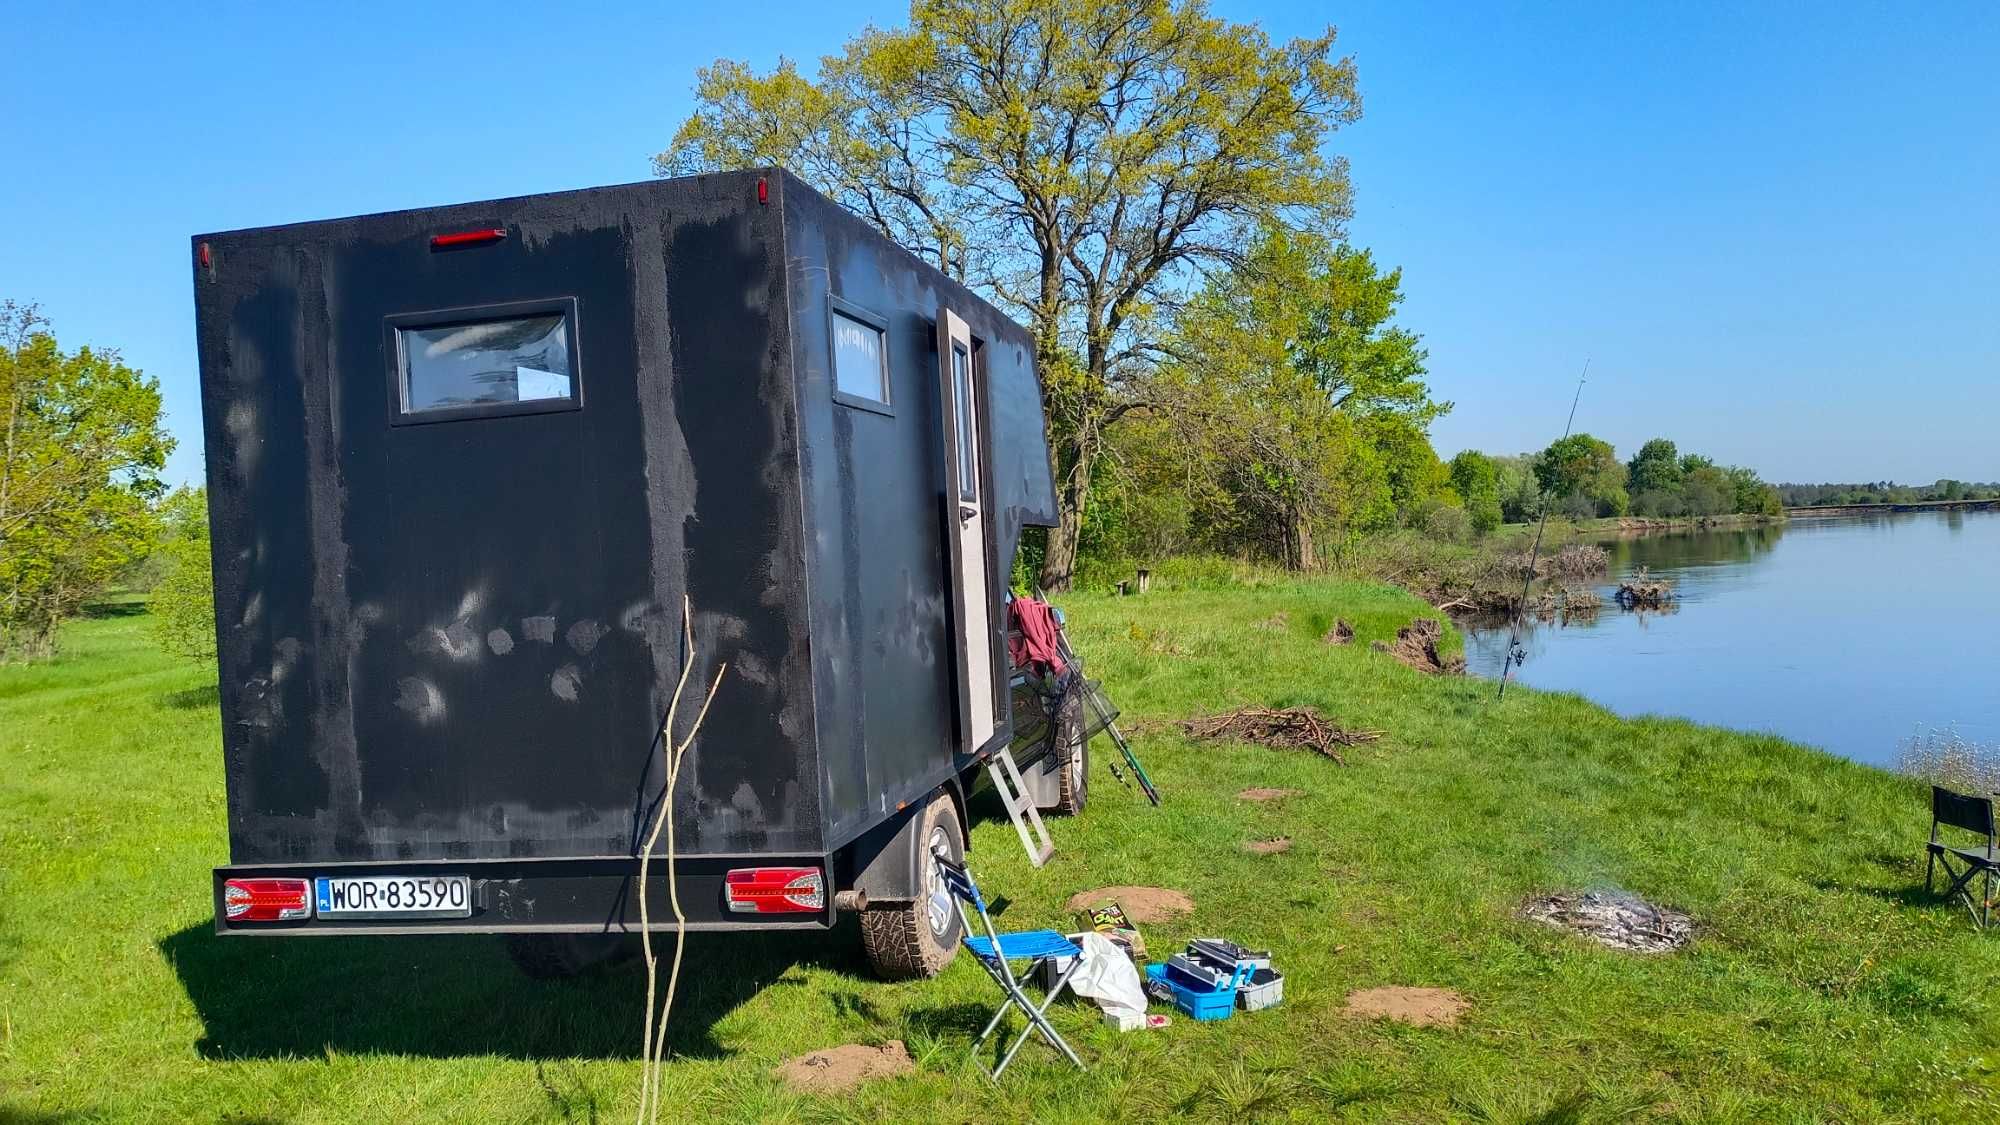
{"left": 1984, "top": 870, "right": 1993, "bottom": 930}
{"left": 969, "top": 965, "right": 1021, "bottom": 1069}
{"left": 992, "top": 959, "right": 1087, "bottom": 1077}
{"left": 1925, "top": 849, "right": 1936, "bottom": 893}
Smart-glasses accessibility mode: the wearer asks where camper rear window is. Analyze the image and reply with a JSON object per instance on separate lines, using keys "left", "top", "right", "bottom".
{"left": 395, "top": 310, "right": 577, "bottom": 420}
{"left": 830, "top": 300, "right": 891, "bottom": 412}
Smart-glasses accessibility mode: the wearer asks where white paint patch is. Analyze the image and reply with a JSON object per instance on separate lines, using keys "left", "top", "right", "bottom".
{"left": 455, "top": 588, "right": 485, "bottom": 619}
{"left": 487, "top": 627, "right": 514, "bottom": 655}
{"left": 522, "top": 616, "right": 557, "bottom": 644}
{"left": 271, "top": 636, "right": 303, "bottom": 684}
{"left": 239, "top": 591, "right": 264, "bottom": 630}
{"left": 566, "top": 619, "right": 606, "bottom": 656}
{"left": 394, "top": 677, "right": 446, "bottom": 723}
{"left": 550, "top": 664, "right": 582, "bottom": 702}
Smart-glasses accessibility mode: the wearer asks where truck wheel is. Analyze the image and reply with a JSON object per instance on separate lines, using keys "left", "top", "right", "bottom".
{"left": 503, "top": 933, "right": 634, "bottom": 980}
{"left": 1050, "top": 690, "right": 1089, "bottom": 816}
{"left": 859, "top": 795, "right": 963, "bottom": 980}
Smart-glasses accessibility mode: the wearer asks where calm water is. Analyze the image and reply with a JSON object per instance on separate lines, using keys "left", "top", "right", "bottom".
{"left": 1461, "top": 510, "right": 2000, "bottom": 768}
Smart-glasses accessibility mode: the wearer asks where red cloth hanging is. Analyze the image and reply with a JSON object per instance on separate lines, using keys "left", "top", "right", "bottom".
{"left": 1007, "top": 596, "right": 1066, "bottom": 676}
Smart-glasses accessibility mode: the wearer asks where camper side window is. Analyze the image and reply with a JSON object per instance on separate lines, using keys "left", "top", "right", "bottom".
{"left": 389, "top": 300, "right": 580, "bottom": 423}
{"left": 829, "top": 298, "right": 891, "bottom": 413}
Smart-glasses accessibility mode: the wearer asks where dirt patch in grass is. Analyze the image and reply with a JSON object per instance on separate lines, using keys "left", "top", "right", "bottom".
{"left": 1344, "top": 986, "right": 1469, "bottom": 1028}
{"left": 1237, "top": 787, "right": 1302, "bottom": 802}
{"left": 772, "top": 1041, "right": 914, "bottom": 1094}
{"left": 1371, "top": 617, "right": 1465, "bottom": 676}
{"left": 1180, "top": 707, "right": 1382, "bottom": 764}
{"left": 1065, "top": 886, "right": 1194, "bottom": 922}
{"left": 1243, "top": 837, "right": 1292, "bottom": 855}
{"left": 1322, "top": 618, "right": 1355, "bottom": 645}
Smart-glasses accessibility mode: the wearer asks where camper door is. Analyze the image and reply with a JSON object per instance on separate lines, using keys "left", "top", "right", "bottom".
{"left": 936, "top": 309, "right": 1000, "bottom": 753}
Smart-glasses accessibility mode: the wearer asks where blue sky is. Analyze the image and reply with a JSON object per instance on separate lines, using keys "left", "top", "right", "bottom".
{"left": 3, "top": 2, "right": 1994, "bottom": 487}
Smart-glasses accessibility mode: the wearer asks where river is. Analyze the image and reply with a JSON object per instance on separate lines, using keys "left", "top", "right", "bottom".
{"left": 1459, "top": 510, "right": 2000, "bottom": 769}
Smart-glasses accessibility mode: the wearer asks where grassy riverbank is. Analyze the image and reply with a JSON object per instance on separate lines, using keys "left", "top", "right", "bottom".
{"left": 3, "top": 590, "right": 1995, "bottom": 1122}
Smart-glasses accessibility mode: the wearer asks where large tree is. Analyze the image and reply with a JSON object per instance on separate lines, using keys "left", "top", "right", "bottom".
{"left": 1534, "top": 433, "right": 1627, "bottom": 518}
{"left": 1141, "top": 229, "right": 1443, "bottom": 568}
{"left": 659, "top": 0, "right": 1360, "bottom": 588}
{"left": 0, "top": 301, "right": 170, "bottom": 660}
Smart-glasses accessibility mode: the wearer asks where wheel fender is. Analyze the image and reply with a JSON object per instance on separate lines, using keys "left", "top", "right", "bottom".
{"left": 843, "top": 782, "right": 966, "bottom": 904}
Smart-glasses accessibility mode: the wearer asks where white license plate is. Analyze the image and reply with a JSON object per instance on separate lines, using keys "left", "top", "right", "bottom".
{"left": 314, "top": 875, "right": 472, "bottom": 919}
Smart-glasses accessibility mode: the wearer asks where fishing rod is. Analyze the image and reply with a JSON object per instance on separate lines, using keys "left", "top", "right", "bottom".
{"left": 1497, "top": 360, "right": 1589, "bottom": 701}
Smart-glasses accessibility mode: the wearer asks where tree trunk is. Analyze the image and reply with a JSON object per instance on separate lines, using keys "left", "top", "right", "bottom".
{"left": 1287, "top": 510, "right": 1316, "bottom": 572}
{"left": 1037, "top": 436, "right": 1094, "bottom": 593}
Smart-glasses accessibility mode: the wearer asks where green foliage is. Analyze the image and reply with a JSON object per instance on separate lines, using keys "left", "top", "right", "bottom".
{"left": 148, "top": 487, "right": 215, "bottom": 662}
{"left": 1447, "top": 450, "right": 1503, "bottom": 534}
{"left": 659, "top": 0, "right": 1363, "bottom": 588}
{"left": 1626, "top": 437, "right": 1683, "bottom": 496}
{"left": 1776, "top": 479, "right": 2000, "bottom": 506}
{"left": 1534, "top": 433, "right": 1628, "bottom": 518}
{"left": 0, "top": 301, "right": 170, "bottom": 660}
{"left": 1099, "top": 228, "right": 1448, "bottom": 572}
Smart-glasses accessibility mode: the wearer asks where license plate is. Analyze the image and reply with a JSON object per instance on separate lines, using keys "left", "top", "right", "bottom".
{"left": 314, "top": 875, "right": 472, "bottom": 919}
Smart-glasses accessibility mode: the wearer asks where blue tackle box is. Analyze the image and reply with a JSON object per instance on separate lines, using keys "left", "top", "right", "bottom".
{"left": 1145, "top": 959, "right": 1255, "bottom": 1021}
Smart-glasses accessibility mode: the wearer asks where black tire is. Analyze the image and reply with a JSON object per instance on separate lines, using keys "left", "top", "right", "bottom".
{"left": 1051, "top": 689, "right": 1089, "bottom": 816}
{"left": 859, "top": 793, "right": 964, "bottom": 980}
{"left": 503, "top": 933, "right": 635, "bottom": 980}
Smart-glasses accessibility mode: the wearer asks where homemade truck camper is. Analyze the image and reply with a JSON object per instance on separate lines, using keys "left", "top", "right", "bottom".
{"left": 191, "top": 169, "right": 1070, "bottom": 978}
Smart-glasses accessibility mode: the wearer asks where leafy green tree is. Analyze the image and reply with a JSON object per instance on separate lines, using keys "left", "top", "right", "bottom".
{"left": 1627, "top": 438, "right": 1683, "bottom": 496}
{"left": 0, "top": 301, "right": 170, "bottom": 660}
{"left": 659, "top": 0, "right": 1362, "bottom": 589}
{"left": 149, "top": 486, "right": 215, "bottom": 661}
{"left": 1147, "top": 228, "right": 1445, "bottom": 568}
{"left": 1534, "top": 433, "right": 1627, "bottom": 517}
{"left": 1682, "top": 465, "right": 1734, "bottom": 517}
{"left": 1448, "top": 450, "right": 1503, "bottom": 534}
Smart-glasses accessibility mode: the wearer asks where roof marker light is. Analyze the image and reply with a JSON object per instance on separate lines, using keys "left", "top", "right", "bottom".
{"left": 430, "top": 228, "right": 507, "bottom": 250}
{"left": 757, "top": 177, "right": 768, "bottom": 205}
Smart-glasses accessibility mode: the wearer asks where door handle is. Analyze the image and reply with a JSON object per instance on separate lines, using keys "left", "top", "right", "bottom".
{"left": 959, "top": 505, "right": 977, "bottom": 523}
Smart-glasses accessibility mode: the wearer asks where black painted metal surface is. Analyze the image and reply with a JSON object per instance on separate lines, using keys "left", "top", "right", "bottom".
{"left": 192, "top": 170, "right": 1056, "bottom": 876}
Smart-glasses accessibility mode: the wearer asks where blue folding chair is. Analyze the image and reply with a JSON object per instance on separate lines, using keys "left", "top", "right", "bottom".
{"left": 931, "top": 847, "right": 1087, "bottom": 1078}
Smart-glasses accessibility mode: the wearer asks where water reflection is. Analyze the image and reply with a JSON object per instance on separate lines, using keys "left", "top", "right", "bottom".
{"left": 1460, "top": 511, "right": 2000, "bottom": 768}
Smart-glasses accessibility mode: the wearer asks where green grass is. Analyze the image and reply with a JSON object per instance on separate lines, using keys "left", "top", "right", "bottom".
{"left": 3, "top": 587, "right": 1996, "bottom": 1122}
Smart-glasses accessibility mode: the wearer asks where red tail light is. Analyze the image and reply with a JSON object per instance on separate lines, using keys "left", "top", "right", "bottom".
{"left": 723, "top": 867, "right": 824, "bottom": 914}
{"left": 223, "top": 877, "right": 311, "bottom": 922}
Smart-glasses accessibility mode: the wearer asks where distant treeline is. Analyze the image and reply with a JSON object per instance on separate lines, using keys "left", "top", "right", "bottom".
{"left": 1776, "top": 480, "right": 2000, "bottom": 507}
{"left": 1465, "top": 436, "right": 1783, "bottom": 526}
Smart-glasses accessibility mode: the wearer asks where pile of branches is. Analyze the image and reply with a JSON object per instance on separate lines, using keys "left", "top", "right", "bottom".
{"left": 1615, "top": 566, "right": 1675, "bottom": 609}
{"left": 1180, "top": 706, "right": 1382, "bottom": 765}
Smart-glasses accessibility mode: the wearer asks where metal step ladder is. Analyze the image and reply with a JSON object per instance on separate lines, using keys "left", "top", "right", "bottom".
{"left": 986, "top": 747, "right": 1055, "bottom": 867}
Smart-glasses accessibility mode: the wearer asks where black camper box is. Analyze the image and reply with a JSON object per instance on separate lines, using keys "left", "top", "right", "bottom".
{"left": 191, "top": 170, "right": 1062, "bottom": 977}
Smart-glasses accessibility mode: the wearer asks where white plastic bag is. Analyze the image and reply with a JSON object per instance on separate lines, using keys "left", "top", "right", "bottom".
{"left": 1066, "top": 931, "right": 1148, "bottom": 1024}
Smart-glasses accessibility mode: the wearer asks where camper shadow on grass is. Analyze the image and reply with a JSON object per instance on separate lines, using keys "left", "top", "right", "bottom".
{"left": 156, "top": 922, "right": 879, "bottom": 1061}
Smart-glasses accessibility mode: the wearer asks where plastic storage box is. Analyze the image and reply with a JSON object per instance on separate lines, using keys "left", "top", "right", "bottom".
{"left": 1145, "top": 960, "right": 1253, "bottom": 1021}
{"left": 1236, "top": 967, "right": 1284, "bottom": 1011}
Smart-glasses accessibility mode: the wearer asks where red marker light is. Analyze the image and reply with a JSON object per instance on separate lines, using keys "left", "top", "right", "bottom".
{"left": 757, "top": 177, "right": 768, "bottom": 205}
{"left": 430, "top": 228, "right": 507, "bottom": 250}
{"left": 223, "top": 877, "right": 311, "bottom": 922}
{"left": 723, "top": 867, "right": 824, "bottom": 913}
{"left": 197, "top": 242, "right": 212, "bottom": 269}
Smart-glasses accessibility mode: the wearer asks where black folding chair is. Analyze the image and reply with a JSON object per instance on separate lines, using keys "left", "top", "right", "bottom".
{"left": 1925, "top": 784, "right": 2000, "bottom": 929}
{"left": 930, "top": 847, "right": 1087, "bottom": 1078}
